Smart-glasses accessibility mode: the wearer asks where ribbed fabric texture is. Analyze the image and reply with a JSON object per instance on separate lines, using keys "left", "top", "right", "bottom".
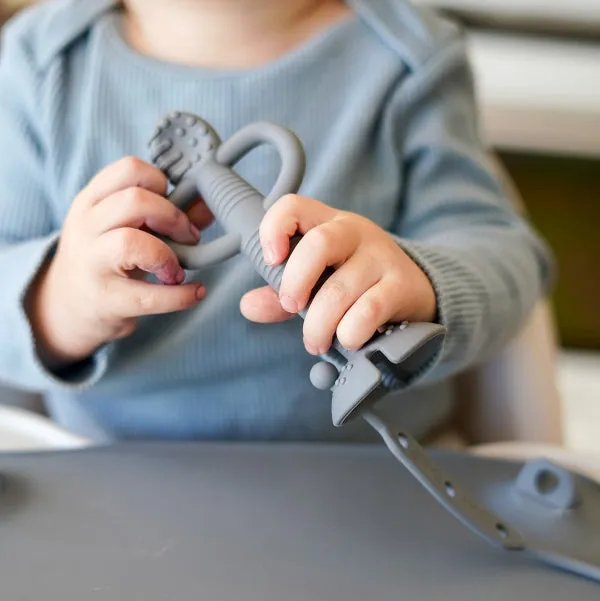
{"left": 0, "top": 0, "right": 553, "bottom": 442}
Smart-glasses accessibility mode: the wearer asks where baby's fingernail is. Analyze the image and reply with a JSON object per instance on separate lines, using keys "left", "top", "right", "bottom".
{"left": 190, "top": 224, "right": 201, "bottom": 240}
{"left": 196, "top": 286, "right": 206, "bottom": 300}
{"left": 305, "top": 343, "right": 319, "bottom": 356}
{"left": 263, "top": 243, "right": 275, "bottom": 265}
{"left": 156, "top": 263, "right": 180, "bottom": 285}
{"left": 176, "top": 267, "right": 186, "bottom": 284}
{"left": 280, "top": 295, "right": 297, "bottom": 313}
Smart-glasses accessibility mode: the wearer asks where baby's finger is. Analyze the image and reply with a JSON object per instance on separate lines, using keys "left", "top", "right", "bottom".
{"left": 96, "top": 227, "right": 185, "bottom": 285}
{"left": 92, "top": 187, "right": 199, "bottom": 245}
{"left": 279, "top": 220, "right": 359, "bottom": 314}
{"left": 260, "top": 195, "right": 339, "bottom": 266}
{"left": 186, "top": 198, "right": 215, "bottom": 231}
{"left": 335, "top": 277, "right": 402, "bottom": 350}
{"left": 78, "top": 157, "right": 167, "bottom": 209}
{"left": 108, "top": 278, "right": 206, "bottom": 319}
{"left": 302, "top": 256, "right": 380, "bottom": 354}
{"left": 240, "top": 286, "right": 295, "bottom": 323}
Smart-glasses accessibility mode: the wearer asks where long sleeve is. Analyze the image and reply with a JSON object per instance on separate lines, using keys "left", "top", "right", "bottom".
{"left": 391, "top": 36, "right": 555, "bottom": 383}
{"left": 0, "top": 18, "right": 109, "bottom": 392}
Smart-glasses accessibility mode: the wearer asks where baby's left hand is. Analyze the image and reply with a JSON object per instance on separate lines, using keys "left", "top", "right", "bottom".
{"left": 240, "top": 195, "right": 437, "bottom": 355}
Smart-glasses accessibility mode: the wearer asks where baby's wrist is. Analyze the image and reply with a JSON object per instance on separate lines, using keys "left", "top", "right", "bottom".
{"left": 25, "top": 259, "right": 102, "bottom": 370}
{"left": 417, "top": 278, "right": 438, "bottom": 323}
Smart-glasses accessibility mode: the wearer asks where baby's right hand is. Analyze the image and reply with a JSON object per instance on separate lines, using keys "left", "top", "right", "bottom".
{"left": 28, "top": 157, "right": 206, "bottom": 370}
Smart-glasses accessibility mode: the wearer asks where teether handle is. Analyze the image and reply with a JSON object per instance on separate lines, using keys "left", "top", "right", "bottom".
{"left": 174, "top": 163, "right": 350, "bottom": 367}
{"left": 168, "top": 154, "right": 437, "bottom": 372}
{"left": 193, "top": 165, "right": 333, "bottom": 304}
{"left": 217, "top": 122, "right": 306, "bottom": 209}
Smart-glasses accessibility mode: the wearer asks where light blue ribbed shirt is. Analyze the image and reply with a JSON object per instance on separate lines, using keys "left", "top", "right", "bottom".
{"left": 0, "top": 0, "right": 553, "bottom": 442}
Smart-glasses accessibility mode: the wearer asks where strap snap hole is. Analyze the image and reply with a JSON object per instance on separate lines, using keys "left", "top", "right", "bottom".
{"left": 535, "top": 469, "right": 560, "bottom": 496}
{"left": 445, "top": 482, "right": 456, "bottom": 498}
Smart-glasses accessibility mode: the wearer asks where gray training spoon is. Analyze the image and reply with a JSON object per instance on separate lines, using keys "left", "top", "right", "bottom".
{"left": 148, "top": 112, "right": 600, "bottom": 582}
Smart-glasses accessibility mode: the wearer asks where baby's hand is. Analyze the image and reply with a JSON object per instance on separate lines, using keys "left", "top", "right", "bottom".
{"left": 28, "top": 157, "right": 209, "bottom": 368}
{"left": 240, "top": 195, "right": 437, "bottom": 355}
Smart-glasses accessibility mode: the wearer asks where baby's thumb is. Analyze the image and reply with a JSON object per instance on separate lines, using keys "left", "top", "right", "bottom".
{"left": 260, "top": 195, "right": 339, "bottom": 266}
{"left": 240, "top": 286, "right": 296, "bottom": 323}
{"left": 186, "top": 196, "right": 215, "bottom": 231}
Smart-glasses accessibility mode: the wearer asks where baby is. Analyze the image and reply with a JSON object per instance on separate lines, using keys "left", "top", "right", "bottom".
{"left": 0, "top": 0, "right": 553, "bottom": 442}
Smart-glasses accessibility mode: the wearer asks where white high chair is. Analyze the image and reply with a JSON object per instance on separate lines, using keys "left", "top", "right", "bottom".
{"left": 0, "top": 403, "right": 90, "bottom": 451}
{"left": 453, "top": 297, "right": 563, "bottom": 446}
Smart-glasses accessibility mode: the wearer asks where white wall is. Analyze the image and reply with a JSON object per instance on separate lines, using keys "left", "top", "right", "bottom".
{"left": 414, "top": 0, "right": 600, "bottom": 28}
{"left": 466, "top": 31, "right": 600, "bottom": 158}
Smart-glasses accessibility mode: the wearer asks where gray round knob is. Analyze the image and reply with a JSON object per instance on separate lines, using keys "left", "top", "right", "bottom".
{"left": 310, "top": 361, "right": 339, "bottom": 390}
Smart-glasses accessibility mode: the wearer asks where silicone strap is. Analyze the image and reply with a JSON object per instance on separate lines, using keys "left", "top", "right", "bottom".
{"left": 362, "top": 408, "right": 525, "bottom": 551}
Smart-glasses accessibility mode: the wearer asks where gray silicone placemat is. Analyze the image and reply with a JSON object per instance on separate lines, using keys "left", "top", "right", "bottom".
{"left": 0, "top": 443, "right": 598, "bottom": 599}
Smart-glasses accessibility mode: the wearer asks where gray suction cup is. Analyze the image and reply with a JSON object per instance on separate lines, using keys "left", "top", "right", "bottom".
{"left": 484, "top": 457, "right": 600, "bottom": 580}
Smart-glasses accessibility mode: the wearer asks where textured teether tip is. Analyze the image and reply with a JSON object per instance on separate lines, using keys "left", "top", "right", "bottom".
{"left": 310, "top": 361, "right": 339, "bottom": 390}
{"left": 148, "top": 111, "right": 221, "bottom": 183}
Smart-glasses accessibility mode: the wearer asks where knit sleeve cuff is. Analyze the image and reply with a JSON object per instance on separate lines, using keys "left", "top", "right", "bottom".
{"left": 392, "top": 236, "right": 490, "bottom": 383}
{"left": 0, "top": 233, "right": 111, "bottom": 391}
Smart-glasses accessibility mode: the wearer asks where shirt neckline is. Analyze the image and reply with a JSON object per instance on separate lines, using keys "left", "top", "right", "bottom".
{"left": 100, "top": 7, "right": 360, "bottom": 81}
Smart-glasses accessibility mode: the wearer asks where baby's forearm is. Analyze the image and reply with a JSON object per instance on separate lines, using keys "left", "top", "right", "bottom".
{"left": 394, "top": 223, "right": 552, "bottom": 384}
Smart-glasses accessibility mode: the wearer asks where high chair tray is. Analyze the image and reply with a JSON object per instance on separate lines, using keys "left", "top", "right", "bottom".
{"left": 0, "top": 442, "right": 598, "bottom": 599}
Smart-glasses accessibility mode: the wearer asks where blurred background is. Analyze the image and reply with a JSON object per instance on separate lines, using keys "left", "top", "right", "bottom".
{"left": 0, "top": 0, "right": 598, "bottom": 455}
{"left": 413, "top": 0, "right": 600, "bottom": 455}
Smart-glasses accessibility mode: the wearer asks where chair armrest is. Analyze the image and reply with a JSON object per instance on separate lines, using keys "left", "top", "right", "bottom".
{"left": 0, "top": 384, "right": 46, "bottom": 414}
{"left": 452, "top": 299, "right": 564, "bottom": 445}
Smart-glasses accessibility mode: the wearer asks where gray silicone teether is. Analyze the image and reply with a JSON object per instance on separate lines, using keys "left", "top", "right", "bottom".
{"left": 148, "top": 112, "right": 446, "bottom": 428}
{"left": 147, "top": 112, "right": 600, "bottom": 582}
